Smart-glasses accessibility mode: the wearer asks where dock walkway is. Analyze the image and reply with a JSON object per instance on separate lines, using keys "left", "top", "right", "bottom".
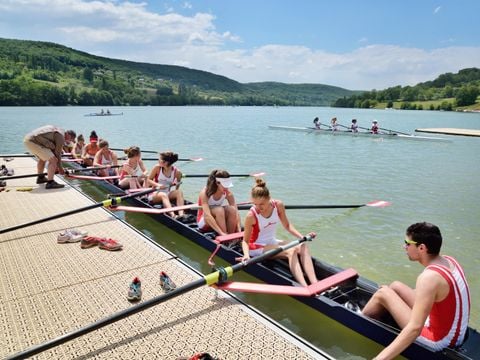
{"left": 0, "top": 157, "right": 330, "bottom": 359}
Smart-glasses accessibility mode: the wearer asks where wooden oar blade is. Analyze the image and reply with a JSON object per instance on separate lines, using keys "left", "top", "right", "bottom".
{"left": 366, "top": 200, "right": 391, "bottom": 208}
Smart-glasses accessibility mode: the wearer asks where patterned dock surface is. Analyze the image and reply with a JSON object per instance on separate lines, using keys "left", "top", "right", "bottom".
{"left": 0, "top": 157, "right": 330, "bottom": 359}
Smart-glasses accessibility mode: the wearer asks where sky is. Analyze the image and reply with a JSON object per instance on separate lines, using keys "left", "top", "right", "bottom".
{"left": 1, "top": 0, "right": 479, "bottom": 90}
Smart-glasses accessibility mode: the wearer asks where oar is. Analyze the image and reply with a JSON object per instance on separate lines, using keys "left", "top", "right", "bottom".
{"left": 5, "top": 234, "right": 313, "bottom": 360}
{"left": 0, "top": 172, "right": 47, "bottom": 181}
{"left": 110, "top": 147, "right": 157, "bottom": 154}
{"left": 378, "top": 127, "right": 411, "bottom": 136}
{"left": 337, "top": 123, "right": 355, "bottom": 131}
{"left": 111, "top": 201, "right": 252, "bottom": 215}
{"left": 117, "top": 156, "right": 203, "bottom": 162}
{"left": 65, "top": 165, "right": 122, "bottom": 174}
{"left": 0, "top": 188, "right": 156, "bottom": 235}
{"left": 0, "top": 153, "right": 74, "bottom": 158}
{"left": 235, "top": 200, "right": 391, "bottom": 210}
{"left": 67, "top": 174, "right": 121, "bottom": 181}
{"left": 182, "top": 172, "right": 265, "bottom": 178}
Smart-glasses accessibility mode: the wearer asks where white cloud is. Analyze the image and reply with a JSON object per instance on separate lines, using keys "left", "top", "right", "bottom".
{"left": 1, "top": 0, "right": 479, "bottom": 89}
{"left": 434, "top": 6, "right": 442, "bottom": 14}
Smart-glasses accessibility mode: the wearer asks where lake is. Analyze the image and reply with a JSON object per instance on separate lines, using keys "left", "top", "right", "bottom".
{"left": 1, "top": 106, "right": 479, "bottom": 359}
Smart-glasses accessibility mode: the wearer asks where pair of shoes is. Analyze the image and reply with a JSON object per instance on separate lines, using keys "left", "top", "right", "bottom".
{"left": 80, "top": 236, "right": 123, "bottom": 251}
{"left": 57, "top": 229, "right": 88, "bottom": 243}
{"left": 159, "top": 271, "right": 177, "bottom": 293}
{"left": 36, "top": 176, "right": 48, "bottom": 184}
{"left": 127, "top": 277, "right": 142, "bottom": 301}
{"left": 45, "top": 180, "right": 64, "bottom": 189}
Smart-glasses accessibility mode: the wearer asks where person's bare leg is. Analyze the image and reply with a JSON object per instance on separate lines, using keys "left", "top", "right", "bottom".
{"left": 47, "top": 156, "right": 58, "bottom": 181}
{"left": 265, "top": 246, "right": 308, "bottom": 286}
{"left": 299, "top": 244, "right": 318, "bottom": 284}
{"left": 362, "top": 285, "right": 413, "bottom": 328}
{"left": 210, "top": 207, "right": 227, "bottom": 233}
{"left": 37, "top": 159, "right": 46, "bottom": 177}
{"left": 225, "top": 206, "right": 239, "bottom": 234}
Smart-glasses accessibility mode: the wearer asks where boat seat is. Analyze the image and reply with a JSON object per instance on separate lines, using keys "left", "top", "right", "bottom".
{"left": 214, "top": 268, "right": 358, "bottom": 297}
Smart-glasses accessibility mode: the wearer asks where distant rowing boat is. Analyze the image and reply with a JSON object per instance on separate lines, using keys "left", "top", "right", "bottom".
{"left": 84, "top": 112, "right": 123, "bottom": 117}
{"left": 268, "top": 125, "right": 451, "bottom": 142}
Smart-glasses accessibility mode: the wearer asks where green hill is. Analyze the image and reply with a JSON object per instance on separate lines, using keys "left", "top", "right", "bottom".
{"left": 0, "top": 38, "right": 356, "bottom": 106}
{"left": 332, "top": 68, "right": 480, "bottom": 111}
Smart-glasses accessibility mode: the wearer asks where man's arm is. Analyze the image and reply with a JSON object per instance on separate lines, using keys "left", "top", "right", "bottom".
{"left": 374, "top": 271, "right": 441, "bottom": 360}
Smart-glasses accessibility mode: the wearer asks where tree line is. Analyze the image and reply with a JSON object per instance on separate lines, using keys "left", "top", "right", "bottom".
{"left": 332, "top": 68, "right": 480, "bottom": 110}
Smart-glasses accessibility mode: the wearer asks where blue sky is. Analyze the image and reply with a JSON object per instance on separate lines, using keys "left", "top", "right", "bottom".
{"left": 1, "top": 0, "right": 479, "bottom": 89}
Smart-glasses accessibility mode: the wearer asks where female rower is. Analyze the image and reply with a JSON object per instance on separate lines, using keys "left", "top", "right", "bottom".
{"left": 330, "top": 117, "right": 339, "bottom": 131}
{"left": 371, "top": 120, "right": 379, "bottom": 134}
{"left": 93, "top": 139, "right": 118, "bottom": 177}
{"left": 350, "top": 119, "right": 359, "bottom": 133}
{"left": 82, "top": 130, "right": 99, "bottom": 166}
{"left": 197, "top": 169, "right": 241, "bottom": 236}
{"left": 313, "top": 117, "right": 321, "bottom": 129}
{"left": 118, "top": 146, "right": 147, "bottom": 189}
{"left": 72, "top": 134, "right": 85, "bottom": 159}
{"left": 147, "top": 151, "right": 185, "bottom": 218}
{"left": 241, "top": 178, "right": 319, "bottom": 287}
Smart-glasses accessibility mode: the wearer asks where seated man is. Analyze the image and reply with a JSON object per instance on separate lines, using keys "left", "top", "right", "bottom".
{"left": 362, "top": 222, "right": 470, "bottom": 359}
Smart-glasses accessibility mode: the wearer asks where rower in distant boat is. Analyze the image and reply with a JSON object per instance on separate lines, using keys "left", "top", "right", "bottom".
{"left": 331, "top": 117, "right": 339, "bottom": 131}
{"left": 147, "top": 151, "right": 185, "bottom": 218}
{"left": 351, "top": 119, "right": 359, "bottom": 133}
{"left": 371, "top": 120, "right": 379, "bottom": 134}
{"left": 119, "top": 146, "right": 147, "bottom": 189}
{"left": 82, "top": 131, "right": 99, "bottom": 167}
{"left": 240, "top": 178, "right": 319, "bottom": 287}
{"left": 313, "top": 117, "right": 321, "bottom": 129}
{"left": 363, "top": 222, "right": 471, "bottom": 359}
{"left": 93, "top": 139, "right": 119, "bottom": 177}
{"left": 197, "top": 169, "right": 241, "bottom": 236}
{"left": 106, "top": 109, "right": 111, "bottom": 115}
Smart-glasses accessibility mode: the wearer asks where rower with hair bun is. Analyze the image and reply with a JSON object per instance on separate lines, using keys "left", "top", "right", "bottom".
{"left": 241, "top": 178, "right": 319, "bottom": 287}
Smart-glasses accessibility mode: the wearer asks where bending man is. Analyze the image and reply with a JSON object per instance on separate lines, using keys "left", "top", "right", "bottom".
{"left": 24, "top": 125, "right": 76, "bottom": 189}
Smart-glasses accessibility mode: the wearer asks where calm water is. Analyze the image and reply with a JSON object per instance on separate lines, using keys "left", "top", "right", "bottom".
{"left": 1, "top": 106, "right": 479, "bottom": 359}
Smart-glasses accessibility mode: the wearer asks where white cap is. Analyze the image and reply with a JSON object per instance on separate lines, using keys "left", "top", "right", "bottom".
{"left": 216, "top": 177, "right": 233, "bottom": 188}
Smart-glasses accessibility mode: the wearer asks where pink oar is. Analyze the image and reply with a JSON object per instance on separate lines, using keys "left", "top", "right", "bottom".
{"left": 67, "top": 174, "right": 120, "bottom": 180}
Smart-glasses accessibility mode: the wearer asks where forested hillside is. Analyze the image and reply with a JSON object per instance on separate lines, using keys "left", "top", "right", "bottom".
{"left": 332, "top": 68, "right": 480, "bottom": 111}
{"left": 0, "top": 38, "right": 356, "bottom": 106}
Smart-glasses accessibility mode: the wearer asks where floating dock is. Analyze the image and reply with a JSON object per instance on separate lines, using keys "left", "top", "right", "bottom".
{"left": 0, "top": 157, "right": 331, "bottom": 359}
{"left": 415, "top": 128, "right": 480, "bottom": 137}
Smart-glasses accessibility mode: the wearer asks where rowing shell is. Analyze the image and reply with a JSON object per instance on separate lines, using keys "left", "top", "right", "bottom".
{"left": 64, "top": 164, "right": 479, "bottom": 360}
{"left": 268, "top": 125, "right": 451, "bottom": 142}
